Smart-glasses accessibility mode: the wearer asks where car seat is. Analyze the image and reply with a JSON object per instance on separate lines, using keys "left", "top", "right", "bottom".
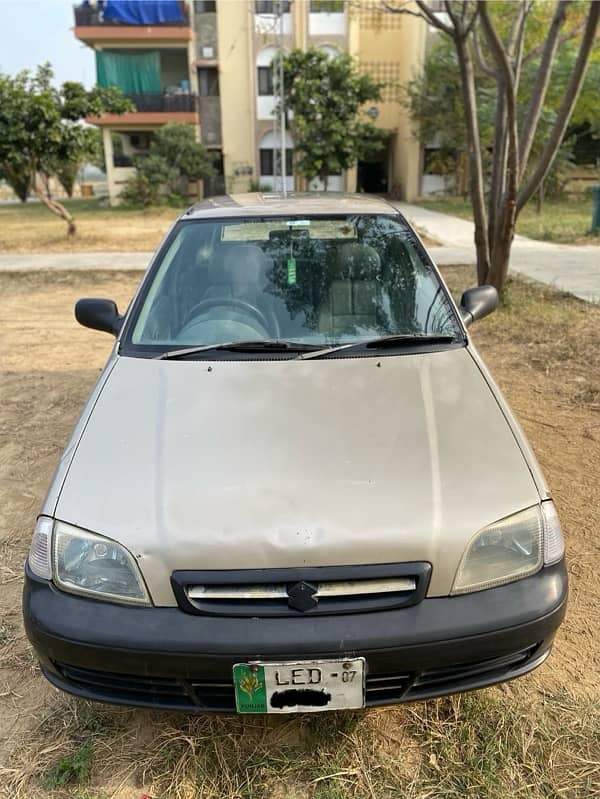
{"left": 318, "top": 242, "right": 381, "bottom": 340}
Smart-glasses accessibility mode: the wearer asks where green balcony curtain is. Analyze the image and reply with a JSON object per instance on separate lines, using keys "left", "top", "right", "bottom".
{"left": 96, "top": 50, "right": 161, "bottom": 94}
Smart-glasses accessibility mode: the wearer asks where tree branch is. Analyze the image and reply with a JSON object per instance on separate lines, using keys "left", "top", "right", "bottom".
{"left": 522, "top": 19, "right": 584, "bottom": 64}
{"left": 517, "top": 0, "right": 599, "bottom": 210}
{"left": 518, "top": 0, "right": 571, "bottom": 176}
{"left": 472, "top": 21, "right": 495, "bottom": 77}
{"left": 479, "top": 2, "right": 520, "bottom": 253}
{"left": 454, "top": 32, "right": 490, "bottom": 282}
{"left": 413, "top": 0, "right": 454, "bottom": 35}
{"left": 380, "top": 1, "right": 425, "bottom": 21}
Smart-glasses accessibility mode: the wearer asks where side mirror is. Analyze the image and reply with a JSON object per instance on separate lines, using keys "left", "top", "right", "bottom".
{"left": 75, "top": 298, "right": 123, "bottom": 336}
{"left": 459, "top": 285, "right": 499, "bottom": 327}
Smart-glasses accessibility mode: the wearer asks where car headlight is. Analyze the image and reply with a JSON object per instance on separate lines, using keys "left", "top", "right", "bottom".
{"left": 451, "top": 502, "right": 564, "bottom": 596}
{"left": 34, "top": 520, "right": 151, "bottom": 606}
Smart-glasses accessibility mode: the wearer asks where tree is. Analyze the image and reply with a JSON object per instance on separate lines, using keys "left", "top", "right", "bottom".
{"left": 0, "top": 64, "right": 131, "bottom": 233}
{"left": 278, "top": 49, "right": 386, "bottom": 190}
{"left": 386, "top": 1, "right": 600, "bottom": 293}
{"left": 121, "top": 123, "right": 215, "bottom": 206}
{"left": 51, "top": 126, "right": 102, "bottom": 198}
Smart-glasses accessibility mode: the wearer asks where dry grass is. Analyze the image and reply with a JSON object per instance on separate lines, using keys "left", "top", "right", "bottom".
{"left": 2, "top": 689, "right": 598, "bottom": 798}
{"left": 0, "top": 199, "right": 180, "bottom": 254}
{"left": 0, "top": 267, "right": 599, "bottom": 798}
{"left": 0, "top": 200, "right": 444, "bottom": 256}
{"left": 419, "top": 196, "right": 600, "bottom": 245}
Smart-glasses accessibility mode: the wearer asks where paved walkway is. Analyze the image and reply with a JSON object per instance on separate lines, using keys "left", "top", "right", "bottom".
{"left": 1, "top": 204, "right": 598, "bottom": 303}
{"left": 396, "top": 203, "right": 600, "bottom": 304}
{"left": 0, "top": 251, "right": 151, "bottom": 271}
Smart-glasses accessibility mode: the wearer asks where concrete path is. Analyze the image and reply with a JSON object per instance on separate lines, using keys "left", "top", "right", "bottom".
{"left": 1, "top": 203, "right": 598, "bottom": 303}
{"left": 396, "top": 203, "right": 600, "bottom": 304}
{"left": 0, "top": 251, "right": 151, "bottom": 272}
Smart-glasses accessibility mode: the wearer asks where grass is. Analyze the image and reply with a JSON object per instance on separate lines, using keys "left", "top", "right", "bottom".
{"left": 0, "top": 198, "right": 183, "bottom": 254}
{"left": 0, "top": 198, "right": 446, "bottom": 254}
{"left": 4, "top": 688, "right": 598, "bottom": 799}
{"left": 419, "top": 195, "right": 600, "bottom": 244}
{"left": 42, "top": 740, "right": 93, "bottom": 790}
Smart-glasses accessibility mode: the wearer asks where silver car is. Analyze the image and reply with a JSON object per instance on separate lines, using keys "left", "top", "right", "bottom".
{"left": 23, "top": 194, "right": 567, "bottom": 714}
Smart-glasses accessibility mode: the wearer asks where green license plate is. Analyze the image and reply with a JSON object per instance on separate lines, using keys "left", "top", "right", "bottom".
{"left": 233, "top": 658, "right": 365, "bottom": 714}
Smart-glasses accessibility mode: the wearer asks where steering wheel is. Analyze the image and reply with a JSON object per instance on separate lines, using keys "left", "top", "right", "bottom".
{"left": 181, "top": 297, "right": 273, "bottom": 336}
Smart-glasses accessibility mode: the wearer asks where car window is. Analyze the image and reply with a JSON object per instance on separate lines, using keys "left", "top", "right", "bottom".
{"left": 127, "top": 215, "right": 460, "bottom": 351}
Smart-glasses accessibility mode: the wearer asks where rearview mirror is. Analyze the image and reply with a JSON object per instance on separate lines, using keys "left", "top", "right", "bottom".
{"left": 75, "top": 298, "right": 123, "bottom": 336}
{"left": 459, "top": 285, "right": 499, "bottom": 327}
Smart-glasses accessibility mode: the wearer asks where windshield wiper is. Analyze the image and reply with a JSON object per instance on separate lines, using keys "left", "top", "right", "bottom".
{"left": 157, "top": 340, "right": 321, "bottom": 360}
{"left": 297, "top": 334, "right": 458, "bottom": 361}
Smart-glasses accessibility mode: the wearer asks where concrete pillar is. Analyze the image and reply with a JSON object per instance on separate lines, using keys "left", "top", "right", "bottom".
{"left": 102, "top": 127, "right": 118, "bottom": 207}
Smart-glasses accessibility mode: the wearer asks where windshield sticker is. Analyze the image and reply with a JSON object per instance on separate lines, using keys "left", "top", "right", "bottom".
{"left": 222, "top": 221, "right": 357, "bottom": 241}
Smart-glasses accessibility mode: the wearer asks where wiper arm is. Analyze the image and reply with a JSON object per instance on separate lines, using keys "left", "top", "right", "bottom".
{"left": 298, "top": 334, "right": 458, "bottom": 361}
{"left": 157, "top": 340, "right": 321, "bottom": 360}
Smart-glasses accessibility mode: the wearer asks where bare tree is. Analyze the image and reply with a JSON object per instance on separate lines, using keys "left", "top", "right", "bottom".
{"left": 383, "top": 0, "right": 600, "bottom": 292}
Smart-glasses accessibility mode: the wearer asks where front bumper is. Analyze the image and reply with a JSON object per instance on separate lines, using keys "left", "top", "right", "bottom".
{"left": 23, "top": 561, "right": 567, "bottom": 712}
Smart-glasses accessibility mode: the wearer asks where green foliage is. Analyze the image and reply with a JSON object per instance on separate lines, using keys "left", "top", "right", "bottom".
{"left": 0, "top": 63, "right": 131, "bottom": 208}
{"left": 121, "top": 122, "right": 215, "bottom": 206}
{"left": 407, "top": 2, "right": 600, "bottom": 192}
{"left": 119, "top": 171, "right": 159, "bottom": 207}
{"left": 249, "top": 179, "right": 273, "bottom": 192}
{"left": 43, "top": 739, "right": 92, "bottom": 790}
{"left": 278, "top": 49, "right": 386, "bottom": 186}
{"left": 51, "top": 125, "right": 102, "bottom": 197}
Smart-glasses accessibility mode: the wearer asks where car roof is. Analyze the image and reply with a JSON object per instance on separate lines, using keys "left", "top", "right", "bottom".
{"left": 181, "top": 192, "right": 400, "bottom": 220}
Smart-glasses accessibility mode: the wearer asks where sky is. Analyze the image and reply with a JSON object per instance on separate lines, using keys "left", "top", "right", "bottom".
{"left": 0, "top": 0, "right": 94, "bottom": 86}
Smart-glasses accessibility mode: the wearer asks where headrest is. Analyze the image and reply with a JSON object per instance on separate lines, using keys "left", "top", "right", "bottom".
{"left": 333, "top": 242, "right": 381, "bottom": 278}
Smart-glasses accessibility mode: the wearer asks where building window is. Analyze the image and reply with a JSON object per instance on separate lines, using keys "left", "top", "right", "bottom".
{"left": 256, "top": 1, "right": 291, "bottom": 14}
{"left": 260, "top": 148, "right": 293, "bottom": 176}
{"left": 257, "top": 66, "right": 274, "bottom": 96}
{"left": 198, "top": 67, "right": 220, "bottom": 97}
{"left": 310, "top": 0, "right": 344, "bottom": 11}
{"left": 194, "top": 0, "right": 216, "bottom": 11}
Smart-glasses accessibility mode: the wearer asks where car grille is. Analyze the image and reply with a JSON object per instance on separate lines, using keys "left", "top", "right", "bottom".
{"left": 170, "top": 563, "right": 432, "bottom": 617}
{"left": 51, "top": 644, "right": 542, "bottom": 712}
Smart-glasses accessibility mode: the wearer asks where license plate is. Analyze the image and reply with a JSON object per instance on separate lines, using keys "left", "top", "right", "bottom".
{"left": 233, "top": 658, "right": 365, "bottom": 714}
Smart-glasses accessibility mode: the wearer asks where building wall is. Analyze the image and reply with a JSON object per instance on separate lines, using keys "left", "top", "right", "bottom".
{"left": 356, "top": 4, "right": 426, "bottom": 200}
{"left": 204, "top": 0, "right": 425, "bottom": 199}
{"left": 215, "top": 1, "right": 256, "bottom": 193}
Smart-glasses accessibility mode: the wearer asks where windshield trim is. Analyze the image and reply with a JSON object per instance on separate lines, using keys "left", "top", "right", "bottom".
{"left": 117, "top": 212, "right": 465, "bottom": 359}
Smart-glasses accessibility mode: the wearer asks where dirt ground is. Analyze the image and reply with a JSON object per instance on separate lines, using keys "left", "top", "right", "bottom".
{"left": 0, "top": 268, "right": 598, "bottom": 798}
{"left": 0, "top": 202, "right": 440, "bottom": 255}
{"left": 0, "top": 203, "right": 178, "bottom": 254}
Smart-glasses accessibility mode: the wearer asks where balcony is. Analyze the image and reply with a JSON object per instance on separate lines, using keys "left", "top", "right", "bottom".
{"left": 74, "top": 2, "right": 191, "bottom": 44}
{"left": 74, "top": 3, "right": 190, "bottom": 27}
{"left": 87, "top": 92, "right": 198, "bottom": 126}
{"left": 128, "top": 92, "right": 196, "bottom": 112}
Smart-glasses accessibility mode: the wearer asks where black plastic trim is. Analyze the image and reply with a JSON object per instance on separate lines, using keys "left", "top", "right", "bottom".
{"left": 170, "top": 562, "right": 432, "bottom": 617}
{"left": 24, "top": 561, "right": 567, "bottom": 682}
{"left": 38, "top": 640, "right": 553, "bottom": 712}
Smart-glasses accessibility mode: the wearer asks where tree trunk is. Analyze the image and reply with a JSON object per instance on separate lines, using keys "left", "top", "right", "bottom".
{"left": 480, "top": 1, "right": 521, "bottom": 295}
{"left": 454, "top": 33, "right": 490, "bottom": 285}
{"left": 33, "top": 180, "right": 76, "bottom": 236}
{"left": 536, "top": 180, "right": 544, "bottom": 214}
{"left": 517, "top": 0, "right": 600, "bottom": 211}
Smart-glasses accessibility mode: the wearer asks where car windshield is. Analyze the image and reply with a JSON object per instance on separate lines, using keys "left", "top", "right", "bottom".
{"left": 125, "top": 214, "right": 461, "bottom": 354}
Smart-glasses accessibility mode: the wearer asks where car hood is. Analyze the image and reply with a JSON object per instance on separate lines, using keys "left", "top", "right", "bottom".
{"left": 55, "top": 348, "right": 540, "bottom": 602}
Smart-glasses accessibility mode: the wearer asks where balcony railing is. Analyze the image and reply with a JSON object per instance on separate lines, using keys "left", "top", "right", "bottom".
{"left": 74, "top": 3, "right": 190, "bottom": 27}
{"left": 127, "top": 92, "right": 197, "bottom": 112}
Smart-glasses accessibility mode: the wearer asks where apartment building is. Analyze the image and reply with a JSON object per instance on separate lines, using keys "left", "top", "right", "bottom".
{"left": 74, "top": 1, "right": 426, "bottom": 204}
